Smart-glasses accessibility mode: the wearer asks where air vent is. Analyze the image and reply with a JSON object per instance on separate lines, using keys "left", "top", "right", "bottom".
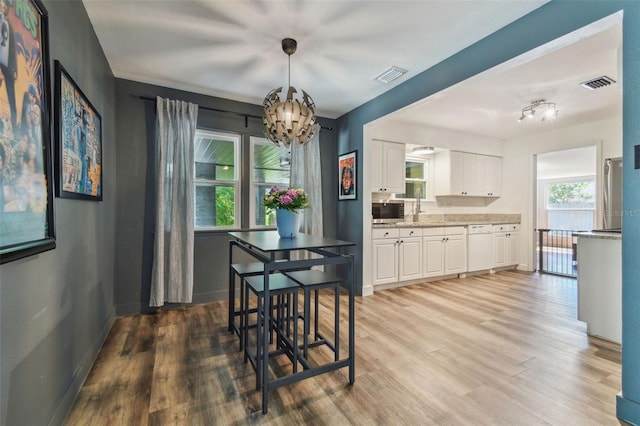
{"left": 373, "top": 66, "right": 408, "bottom": 85}
{"left": 580, "top": 76, "right": 616, "bottom": 90}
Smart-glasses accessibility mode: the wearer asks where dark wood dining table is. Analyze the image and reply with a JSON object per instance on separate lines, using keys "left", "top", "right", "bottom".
{"left": 228, "top": 230, "right": 355, "bottom": 414}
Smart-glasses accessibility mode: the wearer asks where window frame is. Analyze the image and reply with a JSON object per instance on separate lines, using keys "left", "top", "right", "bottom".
{"left": 397, "top": 155, "right": 434, "bottom": 202}
{"left": 249, "top": 136, "right": 291, "bottom": 229}
{"left": 193, "top": 128, "right": 241, "bottom": 231}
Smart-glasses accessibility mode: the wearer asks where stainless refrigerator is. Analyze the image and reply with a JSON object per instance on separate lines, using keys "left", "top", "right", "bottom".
{"left": 603, "top": 157, "right": 622, "bottom": 229}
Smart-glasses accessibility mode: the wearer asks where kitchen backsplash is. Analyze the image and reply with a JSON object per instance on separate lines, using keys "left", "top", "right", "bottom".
{"left": 406, "top": 213, "right": 521, "bottom": 224}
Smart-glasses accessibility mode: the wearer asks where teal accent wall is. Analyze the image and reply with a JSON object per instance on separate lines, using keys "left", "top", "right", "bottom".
{"left": 335, "top": 1, "right": 639, "bottom": 423}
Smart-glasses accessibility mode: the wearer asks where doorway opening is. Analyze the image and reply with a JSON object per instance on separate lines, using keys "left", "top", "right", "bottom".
{"left": 535, "top": 145, "right": 597, "bottom": 277}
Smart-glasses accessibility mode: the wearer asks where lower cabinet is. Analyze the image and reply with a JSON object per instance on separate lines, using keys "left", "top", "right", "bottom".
{"left": 399, "top": 228, "right": 423, "bottom": 281}
{"left": 423, "top": 227, "right": 467, "bottom": 278}
{"left": 372, "top": 226, "right": 467, "bottom": 286}
{"left": 493, "top": 224, "right": 520, "bottom": 268}
{"left": 372, "top": 228, "right": 399, "bottom": 285}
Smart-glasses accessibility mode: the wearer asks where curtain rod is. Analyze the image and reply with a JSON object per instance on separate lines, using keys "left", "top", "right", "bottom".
{"left": 138, "top": 95, "right": 332, "bottom": 130}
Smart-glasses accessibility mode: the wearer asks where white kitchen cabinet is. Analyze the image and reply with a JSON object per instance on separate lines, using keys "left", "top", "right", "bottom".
{"left": 398, "top": 228, "right": 423, "bottom": 281}
{"left": 493, "top": 224, "right": 519, "bottom": 268}
{"left": 371, "top": 140, "right": 405, "bottom": 193}
{"left": 423, "top": 227, "right": 467, "bottom": 277}
{"left": 434, "top": 150, "right": 502, "bottom": 197}
{"left": 372, "top": 228, "right": 399, "bottom": 285}
{"left": 444, "top": 230, "right": 467, "bottom": 274}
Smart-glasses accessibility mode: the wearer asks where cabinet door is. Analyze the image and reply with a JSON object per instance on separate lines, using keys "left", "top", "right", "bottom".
{"left": 373, "top": 239, "right": 398, "bottom": 284}
{"left": 488, "top": 156, "right": 502, "bottom": 197}
{"left": 494, "top": 232, "right": 507, "bottom": 267}
{"left": 399, "top": 237, "right": 422, "bottom": 281}
{"left": 384, "top": 142, "right": 406, "bottom": 193}
{"left": 423, "top": 236, "right": 445, "bottom": 277}
{"left": 507, "top": 232, "right": 519, "bottom": 266}
{"left": 472, "top": 154, "right": 491, "bottom": 196}
{"left": 449, "top": 151, "right": 466, "bottom": 195}
{"left": 444, "top": 234, "right": 467, "bottom": 274}
{"left": 370, "top": 139, "right": 384, "bottom": 192}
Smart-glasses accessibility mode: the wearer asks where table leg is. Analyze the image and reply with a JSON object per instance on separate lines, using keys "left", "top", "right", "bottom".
{"left": 262, "top": 269, "right": 270, "bottom": 414}
{"left": 348, "top": 254, "right": 355, "bottom": 385}
{"left": 228, "top": 243, "right": 234, "bottom": 333}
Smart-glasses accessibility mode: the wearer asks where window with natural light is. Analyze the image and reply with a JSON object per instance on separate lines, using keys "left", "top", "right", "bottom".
{"left": 544, "top": 178, "right": 595, "bottom": 231}
{"left": 397, "top": 158, "right": 430, "bottom": 200}
{"left": 250, "top": 136, "right": 291, "bottom": 228}
{"left": 193, "top": 129, "right": 240, "bottom": 230}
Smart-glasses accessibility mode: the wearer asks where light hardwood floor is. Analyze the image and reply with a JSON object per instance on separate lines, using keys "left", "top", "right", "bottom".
{"left": 65, "top": 271, "right": 622, "bottom": 425}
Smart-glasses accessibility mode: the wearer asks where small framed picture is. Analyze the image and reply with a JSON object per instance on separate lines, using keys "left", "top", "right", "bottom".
{"left": 338, "top": 150, "right": 357, "bottom": 201}
{"left": 54, "top": 60, "right": 103, "bottom": 201}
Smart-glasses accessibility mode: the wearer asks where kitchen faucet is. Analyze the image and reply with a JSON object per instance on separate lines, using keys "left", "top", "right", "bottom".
{"left": 414, "top": 188, "right": 421, "bottom": 222}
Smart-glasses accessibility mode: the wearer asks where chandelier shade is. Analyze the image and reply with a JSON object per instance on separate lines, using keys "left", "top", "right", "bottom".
{"left": 263, "top": 38, "right": 317, "bottom": 148}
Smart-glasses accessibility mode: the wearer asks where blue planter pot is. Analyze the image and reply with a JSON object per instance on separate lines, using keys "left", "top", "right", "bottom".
{"left": 276, "top": 209, "right": 300, "bottom": 238}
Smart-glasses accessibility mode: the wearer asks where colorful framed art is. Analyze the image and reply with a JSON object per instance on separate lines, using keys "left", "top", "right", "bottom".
{"left": 0, "top": 0, "right": 55, "bottom": 264}
{"left": 338, "top": 150, "right": 356, "bottom": 201}
{"left": 54, "top": 60, "right": 102, "bottom": 201}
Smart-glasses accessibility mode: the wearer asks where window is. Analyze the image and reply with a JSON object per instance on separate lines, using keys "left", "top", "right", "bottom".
{"left": 397, "top": 157, "right": 430, "bottom": 200}
{"left": 193, "top": 129, "right": 240, "bottom": 230}
{"left": 544, "top": 178, "right": 595, "bottom": 231}
{"left": 250, "top": 136, "right": 290, "bottom": 228}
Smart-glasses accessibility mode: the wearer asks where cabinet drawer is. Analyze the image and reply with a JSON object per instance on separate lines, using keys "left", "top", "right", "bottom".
{"left": 400, "top": 228, "right": 422, "bottom": 237}
{"left": 444, "top": 226, "right": 466, "bottom": 235}
{"left": 422, "top": 227, "right": 445, "bottom": 236}
{"left": 373, "top": 228, "right": 399, "bottom": 239}
{"left": 493, "top": 224, "right": 520, "bottom": 233}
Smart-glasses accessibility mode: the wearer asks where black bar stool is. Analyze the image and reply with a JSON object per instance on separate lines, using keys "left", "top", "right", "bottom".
{"left": 244, "top": 273, "right": 300, "bottom": 390}
{"left": 229, "top": 262, "right": 266, "bottom": 350}
{"left": 285, "top": 270, "right": 342, "bottom": 360}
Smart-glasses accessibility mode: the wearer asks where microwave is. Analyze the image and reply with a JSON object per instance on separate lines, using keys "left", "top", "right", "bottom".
{"left": 372, "top": 201, "right": 405, "bottom": 223}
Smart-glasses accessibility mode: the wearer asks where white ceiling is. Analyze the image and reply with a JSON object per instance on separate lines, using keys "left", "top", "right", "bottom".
{"left": 82, "top": 0, "right": 548, "bottom": 119}
{"left": 82, "top": 1, "right": 621, "bottom": 141}
{"left": 389, "top": 15, "right": 622, "bottom": 140}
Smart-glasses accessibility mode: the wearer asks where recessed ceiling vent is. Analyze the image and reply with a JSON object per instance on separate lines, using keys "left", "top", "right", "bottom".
{"left": 580, "top": 76, "right": 616, "bottom": 90}
{"left": 373, "top": 66, "right": 408, "bottom": 84}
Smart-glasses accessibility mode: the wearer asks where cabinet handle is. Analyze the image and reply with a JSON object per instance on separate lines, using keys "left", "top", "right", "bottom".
{"left": 384, "top": 232, "right": 389, "bottom": 236}
{"left": 410, "top": 231, "right": 414, "bottom": 235}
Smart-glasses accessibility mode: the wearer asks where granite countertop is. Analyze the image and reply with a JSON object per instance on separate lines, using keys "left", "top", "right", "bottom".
{"left": 373, "top": 213, "right": 521, "bottom": 228}
{"left": 574, "top": 231, "right": 622, "bottom": 240}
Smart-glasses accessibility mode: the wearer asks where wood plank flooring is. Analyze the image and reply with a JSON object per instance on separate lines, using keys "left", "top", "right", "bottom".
{"left": 64, "top": 271, "right": 622, "bottom": 425}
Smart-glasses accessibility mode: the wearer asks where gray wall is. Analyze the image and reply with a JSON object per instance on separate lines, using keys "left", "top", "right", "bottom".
{"left": 0, "top": 1, "right": 116, "bottom": 425}
{"left": 114, "top": 79, "right": 338, "bottom": 315}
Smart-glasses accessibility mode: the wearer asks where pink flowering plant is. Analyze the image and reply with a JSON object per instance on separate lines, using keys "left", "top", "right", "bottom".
{"left": 262, "top": 186, "right": 310, "bottom": 213}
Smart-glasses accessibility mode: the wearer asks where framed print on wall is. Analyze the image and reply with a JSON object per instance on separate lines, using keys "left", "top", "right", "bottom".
{"left": 54, "top": 60, "right": 102, "bottom": 201}
{"left": 338, "top": 150, "right": 357, "bottom": 201}
{"left": 0, "top": 0, "right": 56, "bottom": 264}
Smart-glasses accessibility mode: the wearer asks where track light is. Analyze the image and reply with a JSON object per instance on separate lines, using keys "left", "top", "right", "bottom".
{"left": 518, "top": 99, "right": 558, "bottom": 123}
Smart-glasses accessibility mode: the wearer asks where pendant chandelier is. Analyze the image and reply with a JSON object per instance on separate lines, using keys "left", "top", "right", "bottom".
{"left": 263, "top": 38, "right": 316, "bottom": 148}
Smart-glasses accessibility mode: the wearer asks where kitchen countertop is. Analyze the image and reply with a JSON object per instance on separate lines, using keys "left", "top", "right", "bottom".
{"left": 373, "top": 213, "right": 521, "bottom": 228}
{"left": 373, "top": 220, "right": 519, "bottom": 228}
{"left": 573, "top": 231, "right": 622, "bottom": 240}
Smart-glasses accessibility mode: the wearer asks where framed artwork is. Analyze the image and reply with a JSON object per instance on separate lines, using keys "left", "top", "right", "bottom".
{"left": 0, "top": 0, "right": 56, "bottom": 264}
{"left": 338, "top": 150, "right": 357, "bottom": 201}
{"left": 54, "top": 60, "right": 102, "bottom": 201}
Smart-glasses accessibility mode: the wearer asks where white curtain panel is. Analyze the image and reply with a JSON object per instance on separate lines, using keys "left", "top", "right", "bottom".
{"left": 290, "top": 124, "right": 323, "bottom": 264}
{"left": 150, "top": 97, "right": 198, "bottom": 307}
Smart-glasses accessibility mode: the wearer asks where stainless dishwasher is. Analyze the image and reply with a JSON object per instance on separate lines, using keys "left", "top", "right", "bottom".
{"left": 467, "top": 224, "right": 494, "bottom": 272}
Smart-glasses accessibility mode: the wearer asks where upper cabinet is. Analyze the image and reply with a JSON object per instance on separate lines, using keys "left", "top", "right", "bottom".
{"left": 371, "top": 140, "right": 405, "bottom": 193}
{"left": 434, "top": 150, "right": 502, "bottom": 197}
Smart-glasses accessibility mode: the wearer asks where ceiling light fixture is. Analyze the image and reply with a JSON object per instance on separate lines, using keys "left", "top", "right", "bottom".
{"left": 263, "top": 38, "right": 316, "bottom": 148}
{"left": 518, "top": 99, "right": 559, "bottom": 123}
{"left": 412, "top": 146, "right": 435, "bottom": 155}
